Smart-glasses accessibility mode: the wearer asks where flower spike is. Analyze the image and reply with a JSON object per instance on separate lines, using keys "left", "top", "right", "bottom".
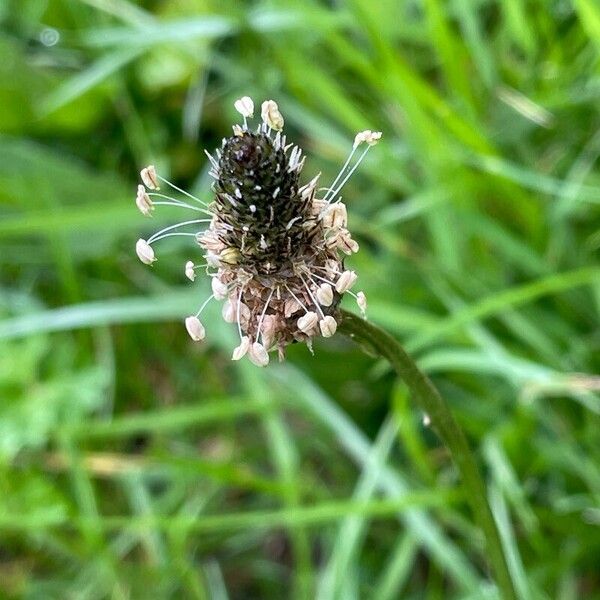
{"left": 133, "top": 99, "right": 381, "bottom": 364}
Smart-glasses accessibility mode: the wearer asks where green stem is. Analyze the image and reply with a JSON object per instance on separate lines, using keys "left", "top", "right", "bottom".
{"left": 339, "top": 309, "right": 517, "bottom": 600}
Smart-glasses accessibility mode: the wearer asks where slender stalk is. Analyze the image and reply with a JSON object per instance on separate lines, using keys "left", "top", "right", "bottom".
{"left": 338, "top": 309, "right": 517, "bottom": 600}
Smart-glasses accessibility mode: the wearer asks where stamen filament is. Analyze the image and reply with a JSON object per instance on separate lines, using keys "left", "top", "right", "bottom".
{"left": 323, "top": 145, "right": 358, "bottom": 202}
{"left": 236, "top": 286, "right": 246, "bottom": 340}
{"left": 195, "top": 294, "right": 215, "bottom": 318}
{"left": 327, "top": 146, "right": 371, "bottom": 204}
{"left": 149, "top": 232, "right": 203, "bottom": 243}
{"left": 149, "top": 193, "right": 212, "bottom": 214}
{"left": 156, "top": 174, "right": 209, "bottom": 207}
{"left": 299, "top": 274, "right": 325, "bottom": 318}
{"left": 257, "top": 288, "right": 275, "bottom": 342}
{"left": 147, "top": 219, "right": 211, "bottom": 244}
{"left": 285, "top": 285, "right": 309, "bottom": 313}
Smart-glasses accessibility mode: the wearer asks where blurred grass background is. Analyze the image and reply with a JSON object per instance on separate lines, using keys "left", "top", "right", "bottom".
{"left": 1, "top": 0, "right": 599, "bottom": 598}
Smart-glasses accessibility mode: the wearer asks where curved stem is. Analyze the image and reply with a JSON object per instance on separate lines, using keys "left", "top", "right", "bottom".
{"left": 338, "top": 309, "right": 517, "bottom": 600}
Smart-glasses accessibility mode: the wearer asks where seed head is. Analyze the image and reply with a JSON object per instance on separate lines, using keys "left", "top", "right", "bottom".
{"left": 133, "top": 97, "right": 381, "bottom": 365}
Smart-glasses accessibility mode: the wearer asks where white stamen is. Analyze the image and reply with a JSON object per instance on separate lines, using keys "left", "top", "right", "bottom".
{"left": 356, "top": 291, "right": 367, "bottom": 315}
{"left": 232, "top": 336, "right": 250, "bottom": 360}
{"left": 185, "top": 316, "right": 205, "bottom": 341}
{"left": 327, "top": 146, "right": 371, "bottom": 204}
{"left": 261, "top": 100, "right": 284, "bottom": 131}
{"left": 316, "top": 283, "right": 334, "bottom": 307}
{"left": 297, "top": 311, "right": 318, "bottom": 334}
{"left": 185, "top": 260, "right": 196, "bottom": 281}
{"left": 248, "top": 342, "right": 269, "bottom": 367}
{"left": 335, "top": 270, "right": 358, "bottom": 293}
{"left": 156, "top": 174, "right": 209, "bottom": 208}
{"left": 234, "top": 96, "right": 254, "bottom": 118}
{"left": 319, "top": 316, "right": 337, "bottom": 338}
{"left": 136, "top": 185, "right": 154, "bottom": 216}
{"left": 211, "top": 276, "right": 228, "bottom": 300}
{"left": 135, "top": 239, "right": 156, "bottom": 265}
{"left": 256, "top": 288, "right": 275, "bottom": 344}
{"left": 147, "top": 219, "right": 211, "bottom": 244}
{"left": 140, "top": 165, "right": 159, "bottom": 190}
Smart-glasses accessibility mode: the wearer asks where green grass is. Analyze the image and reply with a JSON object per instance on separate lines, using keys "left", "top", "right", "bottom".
{"left": 1, "top": 0, "right": 600, "bottom": 598}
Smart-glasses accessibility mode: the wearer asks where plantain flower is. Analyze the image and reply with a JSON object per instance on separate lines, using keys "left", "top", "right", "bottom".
{"left": 134, "top": 97, "right": 381, "bottom": 365}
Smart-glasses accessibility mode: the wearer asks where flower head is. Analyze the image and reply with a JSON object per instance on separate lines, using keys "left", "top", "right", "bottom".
{"left": 133, "top": 97, "right": 381, "bottom": 365}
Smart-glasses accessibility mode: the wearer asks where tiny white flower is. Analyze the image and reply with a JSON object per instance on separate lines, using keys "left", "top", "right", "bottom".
{"left": 316, "top": 283, "right": 334, "bottom": 307}
{"left": 335, "top": 270, "right": 357, "bottom": 293}
{"left": 232, "top": 336, "right": 250, "bottom": 360}
{"left": 234, "top": 96, "right": 254, "bottom": 118}
{"left": 135, "top": 185, "right": 154, "bottom": 216}
{"left": 261, "top": 100, "right": 284, "bottom": 131}
{"left": 185, "top": 261, "right": 196, "bottom": 281}
{"left": 319, "top": 316, "right": 337, "bottom": 337}
{"left": 135, "top": 238, "right": 156, "bottom": 265}
{"left": 211, "top": 276, "right": 228, "bottom": 300}
{"left": 297, "top": 311, "right": 318, "bottom": 334}
{"left": 185, "top": 316, "right": 205, "bottom": 341}
{"left": 140, "top": 165, "right": 159, "bottom": 190}
{"left": 356, "top": 291, "right": 367, "bottom": 315}
{"left": 248, "top": 341, "right": 269, "bottom": 367}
